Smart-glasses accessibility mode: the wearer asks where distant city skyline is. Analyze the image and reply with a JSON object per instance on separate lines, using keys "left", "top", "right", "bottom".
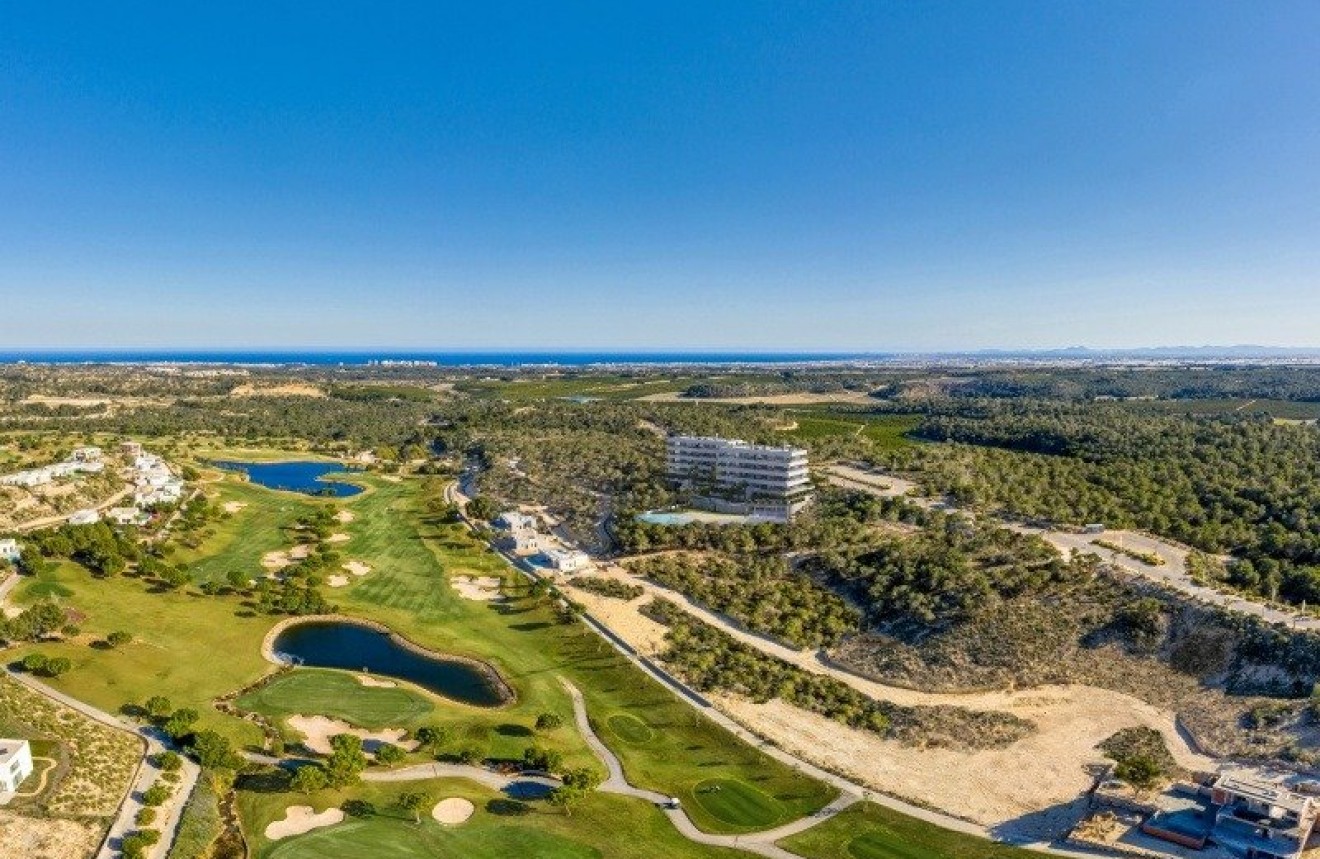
{"left": 3, "top": 3, "right": 1318, "bottom": 350}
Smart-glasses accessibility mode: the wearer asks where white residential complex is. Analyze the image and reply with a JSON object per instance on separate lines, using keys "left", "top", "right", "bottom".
{"left": 0, "top": 739, "right": 33, "bottom": 795}
{"left": 665, "top": 436, "right": 813, "bottom": 522}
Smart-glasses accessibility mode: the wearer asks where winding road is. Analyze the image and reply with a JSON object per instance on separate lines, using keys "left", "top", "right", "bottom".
{"left": 4, "top": 668, "right": 200, "bottom": 859}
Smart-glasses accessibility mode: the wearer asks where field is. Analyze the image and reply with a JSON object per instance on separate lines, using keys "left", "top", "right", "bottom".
{"left": 236, "top": 669, "right": 436, "bottom": 732}
{"left": 455, "top": 375, "right": 698, "bottom": 401}
{"left": 778, "top": 802, "right": 1037, "bottom": 859}
{"left": 10, "top": 559, "right": 272, "bottom": 747}
{"left": 242, "top": 777, "right": 750, "bottom": 859}
{"left": 780, "top": 411, "right": 919, "bottom": 451}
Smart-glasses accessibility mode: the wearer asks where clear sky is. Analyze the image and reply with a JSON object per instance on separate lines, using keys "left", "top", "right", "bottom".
{"left": 2, "top": 2, "right": 1318, "bottom": 351}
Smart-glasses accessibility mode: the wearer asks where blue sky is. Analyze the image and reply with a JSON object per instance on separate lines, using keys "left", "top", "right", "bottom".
{"left": 2, "top": 2, "right": 1318, "bottom": 351}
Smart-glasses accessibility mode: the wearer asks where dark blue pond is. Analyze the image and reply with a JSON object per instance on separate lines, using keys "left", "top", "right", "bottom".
{"left": 213, "top": 460, "right": 363, "bottom": 497}
{"left": 271, "top": 621, "right": 507, "bottom": 707}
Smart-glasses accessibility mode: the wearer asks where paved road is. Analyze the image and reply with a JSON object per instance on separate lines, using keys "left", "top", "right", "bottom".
{"left": 825, "top": 464, "right": 1320, "bottom": 631}
{"left": 4, "top": 668, "right": 201, "bottom": 859}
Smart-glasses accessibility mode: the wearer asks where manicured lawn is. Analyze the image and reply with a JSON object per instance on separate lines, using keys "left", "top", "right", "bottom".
{"left": 778, "top": 802, "right": 1038, "bottom": 859}
{"left": 691, "top": 779, "right": 783, "bottom": 829}
{"left": 176, "top": 479, "right": 322, "bottom": 585}
{"left": 10, "top": 561, "right": 271, "bottom": 748}
{"left": 330, "top": 479, "right": 838, "bottom": 833}
{"left": 236, "top": 668, "right": 435, "bottom": 731}
{"left": 606, "top": 713, "right": 655, "bottom": 744}
{"left": 243, "top": 777, "right": 750, "bottom": 859}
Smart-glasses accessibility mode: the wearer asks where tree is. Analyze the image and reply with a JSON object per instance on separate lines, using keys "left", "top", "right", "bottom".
{"left": 1115, "top": 755, "right": 1164, "bottom": 791}
{"left": 560, "top": 767, "right": 602, "bottom": 790}
{"left": 522, "top": 746, "right": 563, "bottom": 773}
{"left": 226, "top": 569, "right": 253, "bottom": 591}
{"left": 189, "top": 730, "right": 241, "bottom": 770}
{"left": 43, "top": 656, "right": 72, "bottom": 677}
{"left": 466, "top": 495, "right": 498, "bottom": 521}
{"left": 106, "top": 630, "right": 132, "bottom": 648}
{"left": 325, "top": 734, "right": 367, "bottom": 787}
{"left": 145, "top": 695, "right": 173, "bottom": 719}
{"left": 398, "top": 790, "right": 429, "bottom": 824}
{"left": 547, "top": 783, "right": 588, "bottom": 816}
{"left": 414, "top": 725, "right": 453, "bottom": 755}
{"left": 21, "top": 653, "right": 48, "bottom": 674}
{"left": 161, "top": 566, "right": 191, "bottom": 590}
{"left": 290, "top": 765, "right": 328, "bottom": 794}
{"left": 163, "top": 708, "right": 199, "bottom": 740}
{"left": 535, "top": 713, "right": 563, "bottom": 732}
{"left": 156, "top": 750, "right": 182, "bottom": 772}
{"left": 142, "top": 784, "right": 171, "bottom": 807}
{"left": 375, "top": 743, "right": 406, "bottom": 768}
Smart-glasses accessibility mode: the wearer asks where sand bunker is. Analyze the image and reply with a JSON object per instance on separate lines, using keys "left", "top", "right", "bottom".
{"left": 431, "top": 797, "right": 475, "bottom": 825}
{"left": 264, "top": 805, "right": 344, "bottom": 840}
{"left": 262, "top": 544, "right": 312, "bottom": 571}
{"left": 450, "top": 575, "right": 502, "bottom": 601}
{"left": 335, "top": 510, "right": 355, "bottom": 523}
{"left": 356, "top": 674, "right": 396, "bottom": 688}
{"left": 222, "top": 501, "right": 247, "bottom": 514}
{"left": 326, "top": 532, "right": 351, "bottom": 544}
{"left": 343, "top": 560, "right": 371, "bottom": 577}
{"left": 326, "top": 575, "right": 350, "bottom": 588}
{"left": 287, "top": 715, "right": 419, "bottom": 756}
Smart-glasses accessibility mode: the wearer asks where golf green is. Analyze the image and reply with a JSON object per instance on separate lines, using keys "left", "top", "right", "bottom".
{"left": 237, "top": 668, "right": 435, "bottom": 730}
{"left": 266, "top": 816, "right": 600, "bottom": 859}
{"left": 607, "top": 713, "right": 656, "bottom": 744}
{"left": 691, "top": 779, "right": 783, "bottom": 829}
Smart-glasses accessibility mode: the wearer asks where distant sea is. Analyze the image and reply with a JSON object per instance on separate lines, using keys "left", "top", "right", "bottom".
{"left": 0, "top": 350, "right": 884, "bottom": 367}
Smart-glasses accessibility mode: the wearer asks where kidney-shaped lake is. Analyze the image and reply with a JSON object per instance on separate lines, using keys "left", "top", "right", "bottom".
{"left": 270, "top": 620, "right": 508, "bottom": 708}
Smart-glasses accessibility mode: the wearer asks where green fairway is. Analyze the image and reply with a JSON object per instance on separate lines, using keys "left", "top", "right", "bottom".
{"left": 174, "top": 479, "right": 323, "bottom": 585}
{"left": 778, "top": 802, "right": 1038, "bottom": 859}
{"left": 267, "top": 815, "right": 599, "bottom": 859}
{"left": 607, "top": 713, "right": 655, "bottom": 744}
{"left": 10, "top": 561, "right": 272, "bottom": 748}
{"left": 691, "top": 779, "right": 783, "bottom": 829}
{"left": 330, "top": 478, "right": 837, "bottom": 833}
{"left": 236, "top": 668, "right": 435, "bottom": 731}
{"left": 243, "top": 778, "right": 750, "bottom": 859}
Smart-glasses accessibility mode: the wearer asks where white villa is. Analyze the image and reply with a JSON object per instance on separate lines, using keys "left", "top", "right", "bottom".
{"left": 0, "top": 539, "right": 20, "bottom": 563}
{"left": 0, "top": 740, "right": 33, "bottom": 795}
{"left": 107, "top": 507, "right": 148, "bottom": 527}
{"left": 543, "top": 548, "right": 591, "bottom": 573}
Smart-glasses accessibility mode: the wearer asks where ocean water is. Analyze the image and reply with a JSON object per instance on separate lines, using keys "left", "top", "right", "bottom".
{"left": 0, "top": 350, "right": 881, "bottom": 367}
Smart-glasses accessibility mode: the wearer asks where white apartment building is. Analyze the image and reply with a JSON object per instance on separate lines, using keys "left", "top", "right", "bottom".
{"left": 0, "top": 539, "right": 21, "bottom": 563}
{"left": 543, "top": 548, "right": 591, "bottom": 573}
{"left": 665, "top": 436, "right": 813, "bottom": 522}
{"left": 0, "top": 740, "right": 33, "bottom": 794}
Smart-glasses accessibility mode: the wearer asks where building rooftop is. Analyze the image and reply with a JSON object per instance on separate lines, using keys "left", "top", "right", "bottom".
{"left": 1215, "top": 774, "right": 1314, "bottom": 816}
{"left": 0, "top": 739, "right": 29, "bottom": 766}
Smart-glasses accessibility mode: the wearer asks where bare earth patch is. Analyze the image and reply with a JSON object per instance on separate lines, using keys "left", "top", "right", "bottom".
{"left": 449, "top": 575, "right": 503, "bottom": 601}
{"left": 230, "top": 383, "right": 326, "bottom": 398}
{"left": 0, "top": 811, "right": 102, "bottom": 859}
{"left": 343, "top": 560, "right": 371, "bottom": 577}
{"left": 714, "top": 687, "right": 1213, "bottom": 836}
{"left": 335, "top": 509, "right": 355, "bottom": 523}
{"left": 431, "top": 797, "right": 475, "bottom": 825}
{"left": 355, "top": 674, "right": 396, "bottom": 688}
{"left": 262, "top": 544, "right": 311, "bottom": 570}
{"left": 222, "top": 501, "right": 248, "bottom": 514}
{"left": 264, "top": 805, "right": 344, "bottom": 840}
{"left": 326, "top": 575, "right": 350, "bottom": 588}
{"left": 286, "top": 715, "right": 418, "bottom": 755}
{"left": 326, "top": 532, "right": 351, "bottom": 544}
